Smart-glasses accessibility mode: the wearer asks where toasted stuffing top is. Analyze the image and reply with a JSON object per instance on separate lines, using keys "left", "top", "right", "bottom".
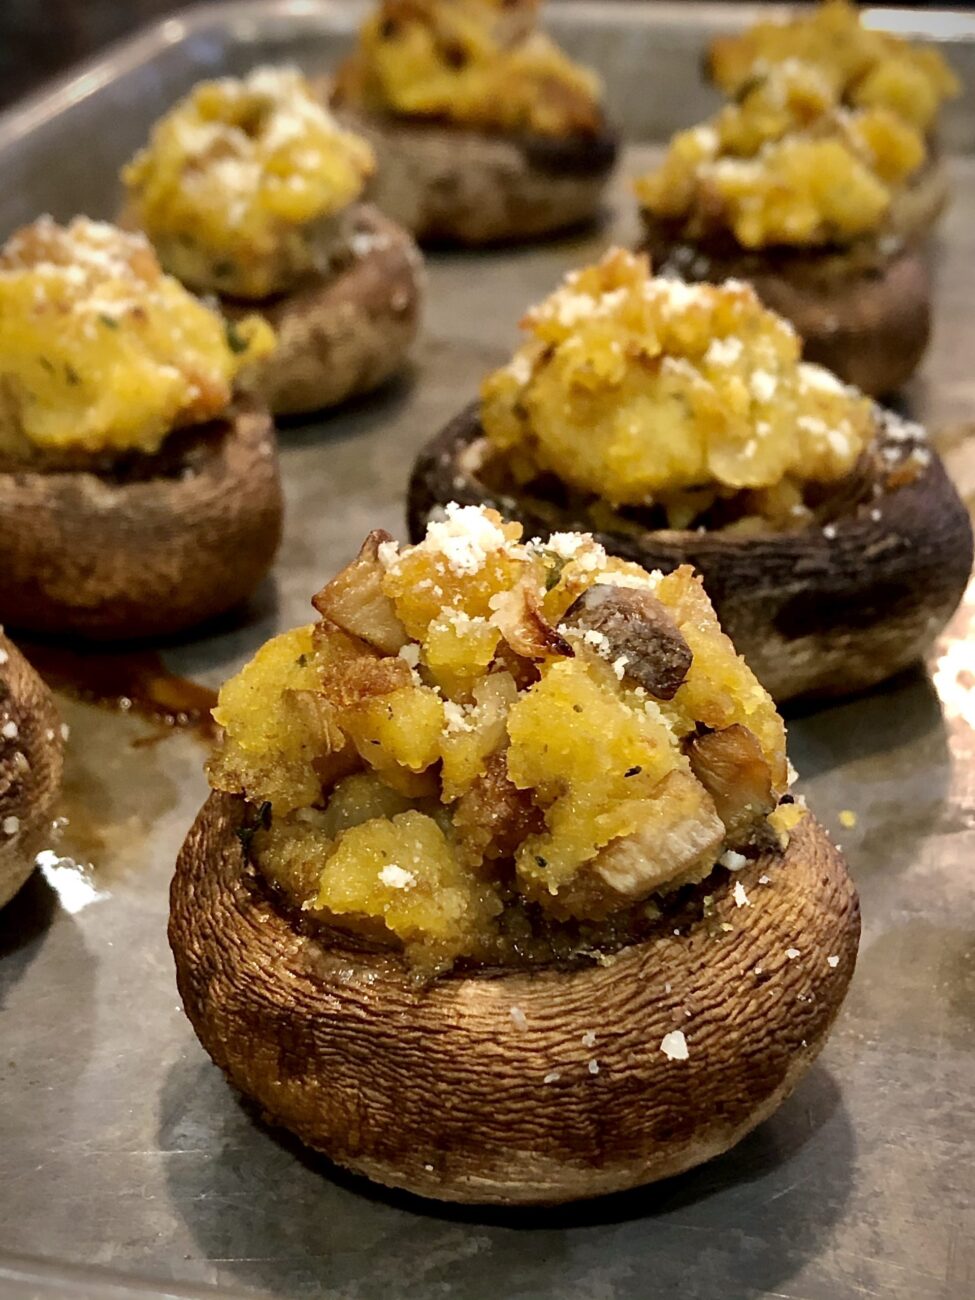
{"left": 208, "top": 506, "right": 796, "bottom": 973}
{"left": 0, "top": 217, "right": 273, "bottom": 462}
{"left": 480, "top": 248, "right": 875, "bottom": 526}
{"left": 123, "top": 67, "right": 376, "bottom": 299}
{"left": 635, "top": 61, "right": 926, "bottom": 250}
{"left": 332, "top": 0, "right": 604, "bottom": 138}
{"left": 709, "top": 0, "right": 959, "bottom": 133}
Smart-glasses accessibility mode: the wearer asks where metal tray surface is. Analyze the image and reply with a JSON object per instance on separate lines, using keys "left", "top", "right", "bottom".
{"left": 0, "top": 5, "right": 973, "bottom": 1299}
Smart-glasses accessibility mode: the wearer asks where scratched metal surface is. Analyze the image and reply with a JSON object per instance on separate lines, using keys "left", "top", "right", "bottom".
{"left": 0, "top": 4, "right": 973, "bottom": 1298}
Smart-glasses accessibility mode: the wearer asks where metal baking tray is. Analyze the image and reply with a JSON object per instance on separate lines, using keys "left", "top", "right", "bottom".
{"left": 0, "top": 4, "right": 973, "bottom": 1297}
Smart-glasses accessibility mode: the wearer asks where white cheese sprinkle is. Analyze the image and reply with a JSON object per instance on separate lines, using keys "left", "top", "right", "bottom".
{"left": 397, "top": 643, "right": 420, "bottom": 667}
{"left": 704, "top": 335, "right": 743, "bottom": 367}
{"left": 378, "top": 865, "right": 415, "bottom": 890}
{"left": 2, "top": 815, "right": 20, "bottom": 836}
{"left": 509, "top": 1005, "right": 528, "bottom": 1031}
{"left": 827, "top": 955, "right": 840, "bottom": 968}
{"left": 377, "top": 539, "right": 399, "bottom": 569}
{"left": 1, "top": 720, "right": 18, "bottom": 740}
{"left": 660, "top": 1030, "right": 689, "bottom": 1061}
{"left": 720, "top": 849, "right": 747, "bottom": 872}
{"left": 425, "top": 503, "right": 510, "bottom": 576}
{"left": 587, "top": 1059, "right": 600, "bottom": 1075}
{"left": 581, "top": 1029, "right": 597, "bottom": 1048}
{"left": 733, "top": 881, "right": 750, "bottom": 908}
{"left": 543, "top": 1070, "right": 561, "bottom": 1084}
{"left": 786, "top": 947, "right": 801, "bottom": 960}
{"left": 0, "top": 648, "right": 7, "bottom": 666}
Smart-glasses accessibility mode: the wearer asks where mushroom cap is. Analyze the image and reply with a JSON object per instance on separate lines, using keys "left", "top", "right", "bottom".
{"left": 407, "top": 404, "right": 973, "bottom": 702}
{"left": 333, "top": 108, "right": 618, "bottom": 245}
{"left": 228, "top": 205, "right": 423, "bottom": 417}
{"left": 170, "top": 792, "right": 859, "bottom": 1205}
{"left": 0, "top": 633, "right": 64, "bottom": 908}
{"left": 0, "top": 403, "right": 283, "bottom": 641}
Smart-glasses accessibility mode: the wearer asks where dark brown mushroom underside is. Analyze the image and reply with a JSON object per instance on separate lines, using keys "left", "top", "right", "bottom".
{"left": 334, "top": 109, "right": 618, "bottom": 245}
{"left": 170, "top": 792, "right": 859, "bottom": 1205}
{"left": 0, "top": 633, "right": 64, "bottom": 907}
{"left": 407, "top": 406, "right": 973, "bottom": 702}
{"left": 226, "top": 205, "right": 422, "bottom": 417}
{"left": 641, "top": 220, "right": 930, "bottom": 398}
{"left": 0, "top": 404, "right": 282, "bottom": 640}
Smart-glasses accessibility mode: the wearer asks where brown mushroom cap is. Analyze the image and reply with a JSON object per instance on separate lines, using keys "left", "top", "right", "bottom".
{"left": 0, "top": 403, "right": 282, "bottom": 641}
{"left": 227, "top": 205, "right": 423, "bottom": 417}
{"left": 170, "top": 793, "right": 858, "bottom": 1205}
{"left": 0, "top": 633, "right": 63, "bottom": 908}
{"left": 407, "top": 404, "right": 973, "bottom": 702}
{"left": 333, "top": 108, "right": 618, "bottom": 245}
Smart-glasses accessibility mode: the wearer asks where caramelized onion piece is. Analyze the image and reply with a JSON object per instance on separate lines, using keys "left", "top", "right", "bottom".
{"left": 687, "top": 724, "right": 775, "bottom": 843}
{"left": 491, "top": 581, "right": 574, "bottom": 660}
{"left": 564, "top": 583, "right": 692, "bottom": 699}
{"left": 313, "top": 530, "right": 408, "bottom": 655}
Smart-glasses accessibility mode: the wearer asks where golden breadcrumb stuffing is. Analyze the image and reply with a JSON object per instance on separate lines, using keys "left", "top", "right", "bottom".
{"left": 332, "top": 0, "right": 604, "bottom": 138}
{"left": 635, "top": 62, "right": 926, "bottom": 250}
{"left": 0, "top": 216, "right": 273, "bottom": 462}
{"left": 709, "top": 0, "right": 959, "bottom": 133}
{"left": 480, "top": 248, "right": 875, "bottom": 524}
{"left": 123, "top": 67, "right": 375, "bottom": 299}
{"left": 209, "top": 508, "right": 794, "bottom": 972}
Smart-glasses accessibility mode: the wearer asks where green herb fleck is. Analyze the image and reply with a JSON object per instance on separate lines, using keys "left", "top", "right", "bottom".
{"left": 64, "top": 363, "right": 80, "bottom": 386}
{"left": 543, "top": 551, "right": 567, "bottom": 592}
{"left": 98, "top": 313, "right": 119, "bottom": 329}
{"left": 39, "top": 356, "right": 55, "bottom": 375}
{"left": 235, "top": 799, "right": 272, "bottom": 853}
{"left": 534, "top": 855, "right": 548, "bottom": 868}
{"left": 624, "top": 765, "right": 642, "bottom": 777}
{"left": 296, "top": 654, "right": 308, "bottom": 668}
{"left": 224, "top": 318, "right": 248, "bottom": 355}
{"left": 213, "top": 258, "right": 237, "bottom": 279}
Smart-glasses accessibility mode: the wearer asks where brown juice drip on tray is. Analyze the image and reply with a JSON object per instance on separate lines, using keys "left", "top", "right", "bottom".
{"left": 22, "top": 642, "right": 217, "bottom": 740}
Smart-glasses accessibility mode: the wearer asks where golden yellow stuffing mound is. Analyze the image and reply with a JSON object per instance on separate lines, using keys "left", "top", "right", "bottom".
{"left": 123, "top": 67, "right": 375, "bottom": 299}
{"left": 480, "top": 248, "right": 875, "bottom": 527}
{"left": 208, "top": 506, "right": 797, "bottom": 973}
{"left": 710, "top": 0, "right": 959, "bottom": 134}
{"left": 635, "top": 61, "right": 925, "bottom": 250}
{"left": 0, "top": 217, "right": 273, "bottom": 463}
{"left": 332, "top": 0, "right": 604, "bottom": 138}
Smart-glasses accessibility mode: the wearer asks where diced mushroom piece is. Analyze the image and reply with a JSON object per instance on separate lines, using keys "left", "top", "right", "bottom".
{"left": 590, "top": 770, "right": 725, "bottom": 900}
{"left": 686, "top": 724, "right": 775, "bottom": 843}
{"left": 490, "top": 581, "right": 574, "bottom": 661}
{"left": 313, "top": 530, "right": 409, "bottom": 655}
{"left": 563, "top": 584, "right": 692, "bottom": 699}
{"left": 453, "top": 750, "right": 544, "bottom": 869}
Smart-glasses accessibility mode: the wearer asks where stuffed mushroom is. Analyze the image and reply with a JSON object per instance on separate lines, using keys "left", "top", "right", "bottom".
{"left": 634, "top": 60, "right": 947, "bottom": 396}
{"left": 0, "top": 632, "right": 64, "bottom": 909}
{"left": 408, "top": 249, "right": 973, "bottom": 702}
{"left": 170, "top": 507, "right": 859, "bottom": 1205}
{"left": 707, "top": 0, "right": 960, "bottom": 140}
{"left": 122, "top": 66, "right": 424, "bottom": 416}
{"left": 329, "top": 0, "right": 618, "bottom": 245}
{"left": 0, "top": 216, "right": 283, "bottom": 639}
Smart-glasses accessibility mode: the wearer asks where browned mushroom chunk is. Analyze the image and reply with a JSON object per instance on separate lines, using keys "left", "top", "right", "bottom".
{"left": 313, "top": 530, "right": 409, "bottom": 655}
{"left": 686, "top": 723, "right": 776, "bottom": 843}
{"left": 563, "top": 584, "right": 692, "bottom": 699}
